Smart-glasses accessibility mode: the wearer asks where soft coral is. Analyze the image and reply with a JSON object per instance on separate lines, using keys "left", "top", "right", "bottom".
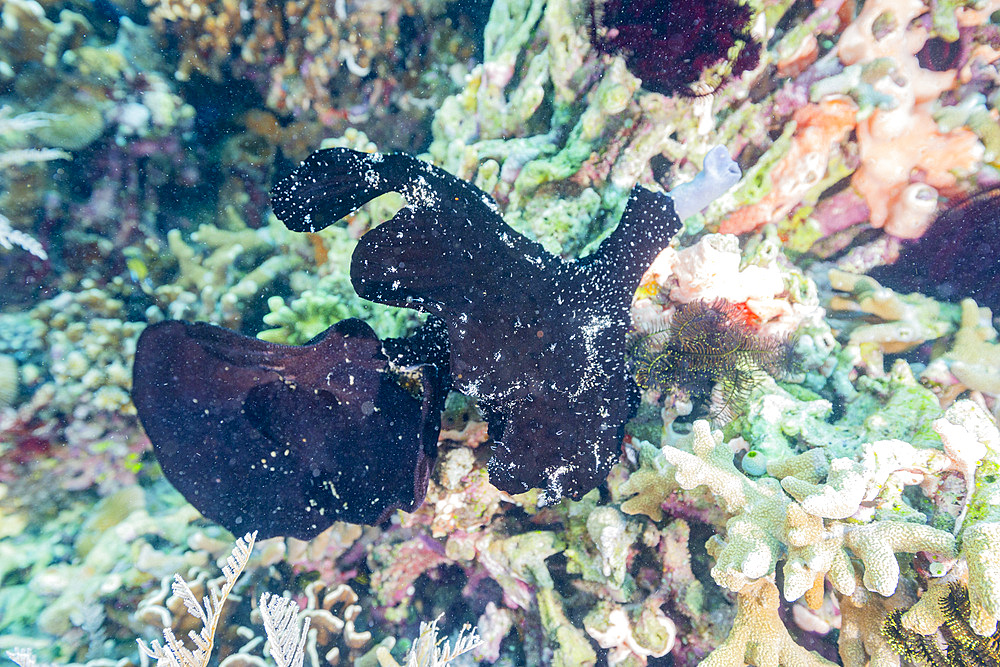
{"left": 589, "top": 0, "right": 760, "bottom": 95}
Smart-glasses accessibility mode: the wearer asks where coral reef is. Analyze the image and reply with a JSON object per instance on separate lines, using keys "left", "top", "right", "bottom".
{"left": 141, "top": 0, "right": 476, "bottom": 148}
{"left": 3, "top": 0, "right": 1000, "bottom": 665}
{"left": 616, "top": 394, "right": 1000, "bottom": 665}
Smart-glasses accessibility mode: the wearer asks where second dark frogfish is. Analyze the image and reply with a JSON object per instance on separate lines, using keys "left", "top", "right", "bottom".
{"left": 132, "top": 317, "right": 448, "bottom": 539}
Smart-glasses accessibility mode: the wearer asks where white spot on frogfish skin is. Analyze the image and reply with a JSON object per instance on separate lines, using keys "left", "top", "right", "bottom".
{"left": 565, "top": 315, "right": 613, "bottom": 399}
{"left": 404, "top": 175, "right": 440, "bottom": 208}
{"left": 459, "top": 378, "right": 481, "bottom": 397}
{"left": 538, "top": 464, "right": 576, "bottom": 505}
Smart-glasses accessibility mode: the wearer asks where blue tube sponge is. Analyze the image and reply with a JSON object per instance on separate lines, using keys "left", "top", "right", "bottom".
{"left": 670, "top": 145, "right": 741, "bottom": 220}
{"left": 741, "top": 450, "right": 767, "bottom": 476}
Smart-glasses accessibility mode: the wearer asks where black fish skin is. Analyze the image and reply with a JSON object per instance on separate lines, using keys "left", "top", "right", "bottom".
{"left": 271, "top": 148, "right": 683, "bottom": 503}
{"left": 131, "top": 318, "right": 445, "bottom": 539}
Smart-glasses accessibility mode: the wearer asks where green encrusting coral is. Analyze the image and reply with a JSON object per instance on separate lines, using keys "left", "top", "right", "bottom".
{"left": 729, "top": 360, "right": 946, "bottom": 465}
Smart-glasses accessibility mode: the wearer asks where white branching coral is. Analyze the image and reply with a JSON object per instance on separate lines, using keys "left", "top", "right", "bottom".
{"left": 963, "top": 522, "right": 1000, "bottom": 635}
{"left": 781, "top": 438, "right": 948, "bottom": 521}
{"left": 701, "top": 578, "right": 836, "bottom": 667}
{"left": 374, "top": 615, "right": 482, "bottom": 667}
{"left": 258, "top": 593, "right": 310, "bottom": 667}
{"left": 620, "top": 408, "right": 980, "bottom": 663}
{"left": 138, "top": 532, "right": 258, "bottom": 667}
{"left": 0, "top": 107, "right": 70, "bottom": 260}
{"left": 0, "top": 212, "right": 46, "bottom": 259}
{"left": 659, "top": 420, "right": 957, "bottom": 598}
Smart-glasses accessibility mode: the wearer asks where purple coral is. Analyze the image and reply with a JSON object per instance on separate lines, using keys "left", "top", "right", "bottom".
{"left": 589, "top": 0, "right": 761, "bottom": 95}
{"left": 868, "top": 184, "right": 1000, "bottom": 312}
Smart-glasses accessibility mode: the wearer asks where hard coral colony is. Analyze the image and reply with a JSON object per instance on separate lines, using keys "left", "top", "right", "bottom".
{"left": 3, "top": 0, "right": 1000, "bottom": 666}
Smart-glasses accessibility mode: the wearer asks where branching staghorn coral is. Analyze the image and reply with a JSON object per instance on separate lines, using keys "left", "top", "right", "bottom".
{"left": 700, "top": 578, "right": 836, "bottom": 667}
{"left": 839, "top": 579, "right": 915, "bottom": 667}
{"left": 615, "top": 395, "right": 1000, "bottom": 664}
{"left": 152, "top": 212, "right": 305, "bottom": 328}
{"left": 619, "top": 412, "right": 974, "bottom": 664}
